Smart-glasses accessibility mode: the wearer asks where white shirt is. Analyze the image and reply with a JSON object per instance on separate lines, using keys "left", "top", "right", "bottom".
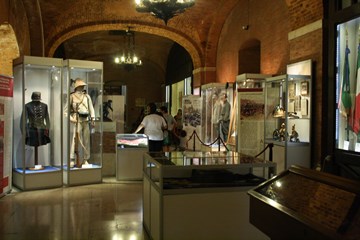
{"left": 141, "top": 114, "right": 167, "bottom": 141}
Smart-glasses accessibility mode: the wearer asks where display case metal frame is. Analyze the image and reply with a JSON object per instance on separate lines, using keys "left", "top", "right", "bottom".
{"left": 63, "top": 59, "right": 103, "bottom": 186}
{"left": 264, "top": 74, "right": 311, "bottom": 173}
{"left": 12, "top": 56, "right": 63, "bottom": 190}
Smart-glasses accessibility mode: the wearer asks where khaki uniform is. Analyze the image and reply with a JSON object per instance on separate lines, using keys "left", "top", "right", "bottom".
{"left": 69, "top": 91, "right": 95, "bottom": 161}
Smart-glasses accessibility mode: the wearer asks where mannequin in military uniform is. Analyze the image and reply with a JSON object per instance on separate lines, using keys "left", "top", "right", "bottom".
{"left": 219, "top": 93, "right": 231, "bottom": 141}
{"left": 69, "top": 78, "right": 95, "bottom": 167}
{"left": 22, "top": 92, "right": 51, "bottom": 167}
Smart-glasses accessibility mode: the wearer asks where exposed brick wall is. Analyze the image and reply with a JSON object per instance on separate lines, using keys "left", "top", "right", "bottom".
{"left": 0, "top": 0, "right": 28, "bottom": 76}
{"left": 288, "top": 0, "right": 323, "bottom": 30}
{"left": 217, "top": 0, "right": 323, "bottom": 166}
{"left": 217, "top": 0, "right": 290, "bottom": 82}
{"left": 8, "top": 0, "right": 30, "bottom": 56}
{"left": 102, "top": 132, "right": 116, "bottom": 153}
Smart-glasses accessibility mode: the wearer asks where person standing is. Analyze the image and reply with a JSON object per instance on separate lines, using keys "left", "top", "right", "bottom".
{"left": 212, "top": 93, "right": 222, "bottom": 140}
{"left": 160, "top": 106, "right": 176, "bottom": 151}
{"left": 173, "top": 108, "right": 183, "bottom": 149}
{"left": 134, "top": 103, "right": 167, "bottom": 152}
{"left": 219, "top": 93, "right": 231, "bottom": 141}
{"left": 69, "top": 78, "right": 95, "bottom": 167}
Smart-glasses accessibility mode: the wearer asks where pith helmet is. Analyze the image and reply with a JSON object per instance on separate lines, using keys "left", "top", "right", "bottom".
{"left": 74, "top": 78, "right": 87, "bottom": 89}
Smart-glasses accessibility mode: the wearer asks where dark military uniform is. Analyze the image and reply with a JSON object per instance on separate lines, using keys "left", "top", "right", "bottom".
{"left": 22, "top": 100, "right": 51, "bottom": 147}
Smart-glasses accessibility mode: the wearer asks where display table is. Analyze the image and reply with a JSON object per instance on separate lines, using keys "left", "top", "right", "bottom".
{"left": 248, "top": 166, "right": 360, "bottom": 240}
{"left": 143, "top": 151, "right": 276, "bottom": 240}
{"left": 116, "top": 134, "right": 148, "bottom": 181}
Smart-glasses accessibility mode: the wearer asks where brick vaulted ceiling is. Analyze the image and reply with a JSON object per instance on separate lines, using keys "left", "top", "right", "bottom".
{"left": 22, "top": 0, "right": 241, "bottom": 72}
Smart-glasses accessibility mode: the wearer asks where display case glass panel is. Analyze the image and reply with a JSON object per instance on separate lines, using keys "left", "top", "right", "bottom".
{"left": 200, "top": 83, "right": 234, "bottom": 145}
{"left": 335, "top": 17, "right": 360, "bottom": 153}
{"left": 12, "top": 56, "right": 63, "bottom": 190}
{"left": 233, "top": 74, "right": 271, "bottom": 154}
{"left": 144, "top": 151, "right": 277, "bottom": 189}
{"left": 116, "top": 133, "right": 148, "bottom": 148}
{"left": 264, "top": 74, "right": 311, "bottom": 173}
{"left": 63, "top": 59, "right": 103, "bottom": 185}
{"left": 182, "top": 95, "right": 202, "bottom": 150}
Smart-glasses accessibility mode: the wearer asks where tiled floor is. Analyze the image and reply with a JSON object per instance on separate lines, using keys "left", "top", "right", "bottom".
{"left": 0, "top": 178, "right": 149, "bottom": 240}
{"left": 0, "top": 178, "right": 271, "bottom": 240}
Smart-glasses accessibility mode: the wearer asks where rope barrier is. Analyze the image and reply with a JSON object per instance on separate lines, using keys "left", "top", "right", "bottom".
{"left": 186, "top": 130, "right": 229, "bottom": 151}
{"left": 254, "top": 143, "right": 273, "bottom": 161}
{"left": 185, "top": 130, "right": 273, "bottom": 163}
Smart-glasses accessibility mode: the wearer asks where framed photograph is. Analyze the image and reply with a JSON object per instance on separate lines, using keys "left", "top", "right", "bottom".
{"left": 288, "top": 82, "right": 296, "bottom": 100}
{"left": 301, "top": 81, "right": 309, "bottom": 96}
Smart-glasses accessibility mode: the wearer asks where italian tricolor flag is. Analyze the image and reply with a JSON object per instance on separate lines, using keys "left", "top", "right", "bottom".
{"left": 353, "top": 44, "right": 360, "bottom": 134}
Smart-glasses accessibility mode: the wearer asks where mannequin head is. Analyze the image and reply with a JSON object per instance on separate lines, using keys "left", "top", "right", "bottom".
{"left": 74, "top": 78, "right": 87, "bottom": 92}
{"left": 31, "top": 92, "right": 41, "bottom": 101}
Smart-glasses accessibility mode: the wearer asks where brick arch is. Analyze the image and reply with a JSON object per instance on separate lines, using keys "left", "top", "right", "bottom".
{"left": 0, "top": 23, "right": 20, "bottom": 76}
{"left": 47, "top": 23, "right": 203, "bottom": 69}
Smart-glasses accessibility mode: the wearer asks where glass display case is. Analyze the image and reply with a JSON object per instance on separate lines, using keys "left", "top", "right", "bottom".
{"left": 116, "top": 133, "right": 148, "bottom": 181}
{"left": 248, "top": 166, "right": 360, "bottom": 240}
{"left": 63, "top": 59, "right": 103, "bottom": 186}
{"left": 143, "top": 151, "right": 276, "bottom": 240}
{"left": 182, "top": 95, "right": 202, "bottom": 150}
{"left": 336, "top": 18, "right": 360, "bottom": 153}
{"left": 264, "top": 74, "right": 311, "bottom": 173}
{"left": 232, "top": 74, "right": 271, "bottom": 155}
{"left": 12, "top": 56, "right": 63, "bottom": 190}
{"left": 200, "top": 83, "right": 234, "bottom": 145}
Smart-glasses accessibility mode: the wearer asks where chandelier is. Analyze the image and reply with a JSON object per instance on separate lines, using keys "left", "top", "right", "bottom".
{"left": 135, "top": 0, "right": 195, "bottom": 25}
{"left": 114, "top": 28, "right": 142, "bottom": 70}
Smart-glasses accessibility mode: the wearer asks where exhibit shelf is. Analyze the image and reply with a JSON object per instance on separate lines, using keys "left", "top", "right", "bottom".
{"left": 14, "top": 166, "right": 61, "bottom": 174}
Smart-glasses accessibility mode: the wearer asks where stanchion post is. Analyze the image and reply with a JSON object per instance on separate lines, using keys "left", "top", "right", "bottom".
{"left": 269, "top": 143, "right": 274, "bottom": 162}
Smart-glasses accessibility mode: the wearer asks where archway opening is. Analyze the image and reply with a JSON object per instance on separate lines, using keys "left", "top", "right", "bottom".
{"left": 238, "top": 39, "right": 261, "bottom": 74}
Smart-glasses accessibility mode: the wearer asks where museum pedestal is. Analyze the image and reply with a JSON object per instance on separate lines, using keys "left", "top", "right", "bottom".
{"left": 143, "top": 151, "right": 276, "bottom": 240}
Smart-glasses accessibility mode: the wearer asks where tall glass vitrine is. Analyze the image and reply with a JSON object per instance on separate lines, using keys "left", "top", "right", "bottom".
{"left": 12, "top": 56, "right": 63, "bottom": 190}
{"left": 200, "top": 83, "right": 234, "bottom": 145}
{"left": 264, "top": 74, "right": 311, "bottom": 173}
{"left": 63, "top": 59, "right": 103, "bottom": 186}
{"left": 234, "top": 74, "right": 271, "bottom": 155}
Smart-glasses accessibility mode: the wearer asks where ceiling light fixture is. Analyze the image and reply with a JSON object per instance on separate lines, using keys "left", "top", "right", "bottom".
{"left": 114, "top": 27, "right": 142, "bottom": 71}
{"left": 135, "top": 0, "right": 195, "bottom": 25}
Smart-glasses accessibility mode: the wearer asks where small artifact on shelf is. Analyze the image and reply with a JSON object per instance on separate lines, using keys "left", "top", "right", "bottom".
{"left": 290, "top": 124, "right": 300, "bottom": 142}
{"left": 272, "top": 129, "right": 280, "bottom": 140}
{"left": 29, "top": 164, "right": 44, "bottom": 171}
{"left": 272, "top": 122, "right": 288, "bottom": 141}
{"left": 272, "top": 105, "right": 285, "bottom": 118}
{"left": 279, "top": 123, "right": 287, "bottom": 141}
